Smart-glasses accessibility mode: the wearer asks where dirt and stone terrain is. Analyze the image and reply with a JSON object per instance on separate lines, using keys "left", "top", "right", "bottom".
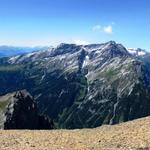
{"left": 0, "top": 116, "right": 150, "bottom": 150}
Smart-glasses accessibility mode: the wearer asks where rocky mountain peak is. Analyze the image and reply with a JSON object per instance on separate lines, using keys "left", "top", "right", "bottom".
{"left": 1, "top": 41, "right": 150, "bottom": 129}
{"left": 102, "top": 42, "right": 130, "bottom": 57}
{"left": 82, "top": 41, "right": 130, "bottom": 58}
{"left": 54, "top": 43, "right": 81, "bottom": 55}
{"left": 106, "top": 40, "right": 116, "bottom": 45}
{"left": 0, "top": 90, "right": 54, "bottom": 129}
{"left": 56, "top": 43, "right": 76, "bottom": 48}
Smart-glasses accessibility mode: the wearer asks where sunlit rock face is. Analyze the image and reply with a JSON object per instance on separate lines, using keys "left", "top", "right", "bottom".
{"left": 0, "top": 41, "right": 150, "bottom": 129}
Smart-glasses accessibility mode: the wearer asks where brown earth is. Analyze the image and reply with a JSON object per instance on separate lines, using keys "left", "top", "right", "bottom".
{"left": 1, "top": 117, "right": 150, "bottom": 150}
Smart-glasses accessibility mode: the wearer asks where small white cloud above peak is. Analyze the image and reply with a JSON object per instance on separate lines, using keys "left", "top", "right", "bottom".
{"left": 73, "top": 40, "right": 90, "bottom": 45}
{"left": 92, "top": 24, "right": 113, "bottom": 34}
{"left": 103, "top": 25, "right": 113, "bottom": 34}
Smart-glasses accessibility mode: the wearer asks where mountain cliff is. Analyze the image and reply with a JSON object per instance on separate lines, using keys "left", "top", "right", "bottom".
{"left": 0, "top": 90, "right": 53, "bottom": 129}
{"left": 0, "top": 41, "right": 150, "bottom": 128}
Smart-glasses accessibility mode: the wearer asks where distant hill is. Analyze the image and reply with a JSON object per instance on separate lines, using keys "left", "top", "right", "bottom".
{"left": 0, "top": 46, "right": 49, "bottom": 57}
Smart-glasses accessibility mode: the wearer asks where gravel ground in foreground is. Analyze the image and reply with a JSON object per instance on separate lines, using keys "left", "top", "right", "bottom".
{"left": 1, "top": 117, "right": 150, "bottom": 150}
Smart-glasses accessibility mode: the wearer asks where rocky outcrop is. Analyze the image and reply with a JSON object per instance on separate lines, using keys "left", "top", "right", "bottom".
{"left": 0, "top": 90, "right": 53, "bottom": 129}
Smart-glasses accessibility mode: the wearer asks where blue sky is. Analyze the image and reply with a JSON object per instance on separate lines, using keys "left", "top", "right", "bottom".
{"left": 0, "top": 0, "right": 150, "bottom": 49}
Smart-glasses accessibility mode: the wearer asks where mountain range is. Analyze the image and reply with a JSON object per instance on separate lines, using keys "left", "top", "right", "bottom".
{"left": 0, "top": 41, "right": 150, "bottom": 129}
{"left": 0, "top": 46, "right": 49, "bottom": 57}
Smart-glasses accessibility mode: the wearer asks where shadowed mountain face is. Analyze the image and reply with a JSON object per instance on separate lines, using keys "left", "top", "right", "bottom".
{"left": 0, "top": 41, "right": 150, "bottom": 129}
{"left": 0, "top": 90, "right": 53, "bottom": 129}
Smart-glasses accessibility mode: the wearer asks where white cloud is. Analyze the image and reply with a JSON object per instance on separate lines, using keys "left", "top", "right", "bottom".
{"left": 103, "top": 25, "right": 113, "bottom": 34}
{"left": 73, "top": 40, "right": 90, "bottom": 45}
{"left": 92, "top": 24, "right": 113, "bottom": 34}
{"left": 92, "top": 25, "right": 101, "bottom": 31}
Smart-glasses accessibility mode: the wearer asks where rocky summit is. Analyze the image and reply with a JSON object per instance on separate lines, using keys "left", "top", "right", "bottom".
{"left": 0, "top": 90, "right": 53, "bottom": 129}
{"left": 0, "top": 41, "right": 150, "bottom": 129}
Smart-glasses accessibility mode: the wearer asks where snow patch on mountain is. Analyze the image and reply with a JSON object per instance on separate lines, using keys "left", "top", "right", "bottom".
{"left": 128, "top": 48, "right": 147, "bottom": 56}
{"left": 82, "top": 55, "right": 90, "bottom": 68}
